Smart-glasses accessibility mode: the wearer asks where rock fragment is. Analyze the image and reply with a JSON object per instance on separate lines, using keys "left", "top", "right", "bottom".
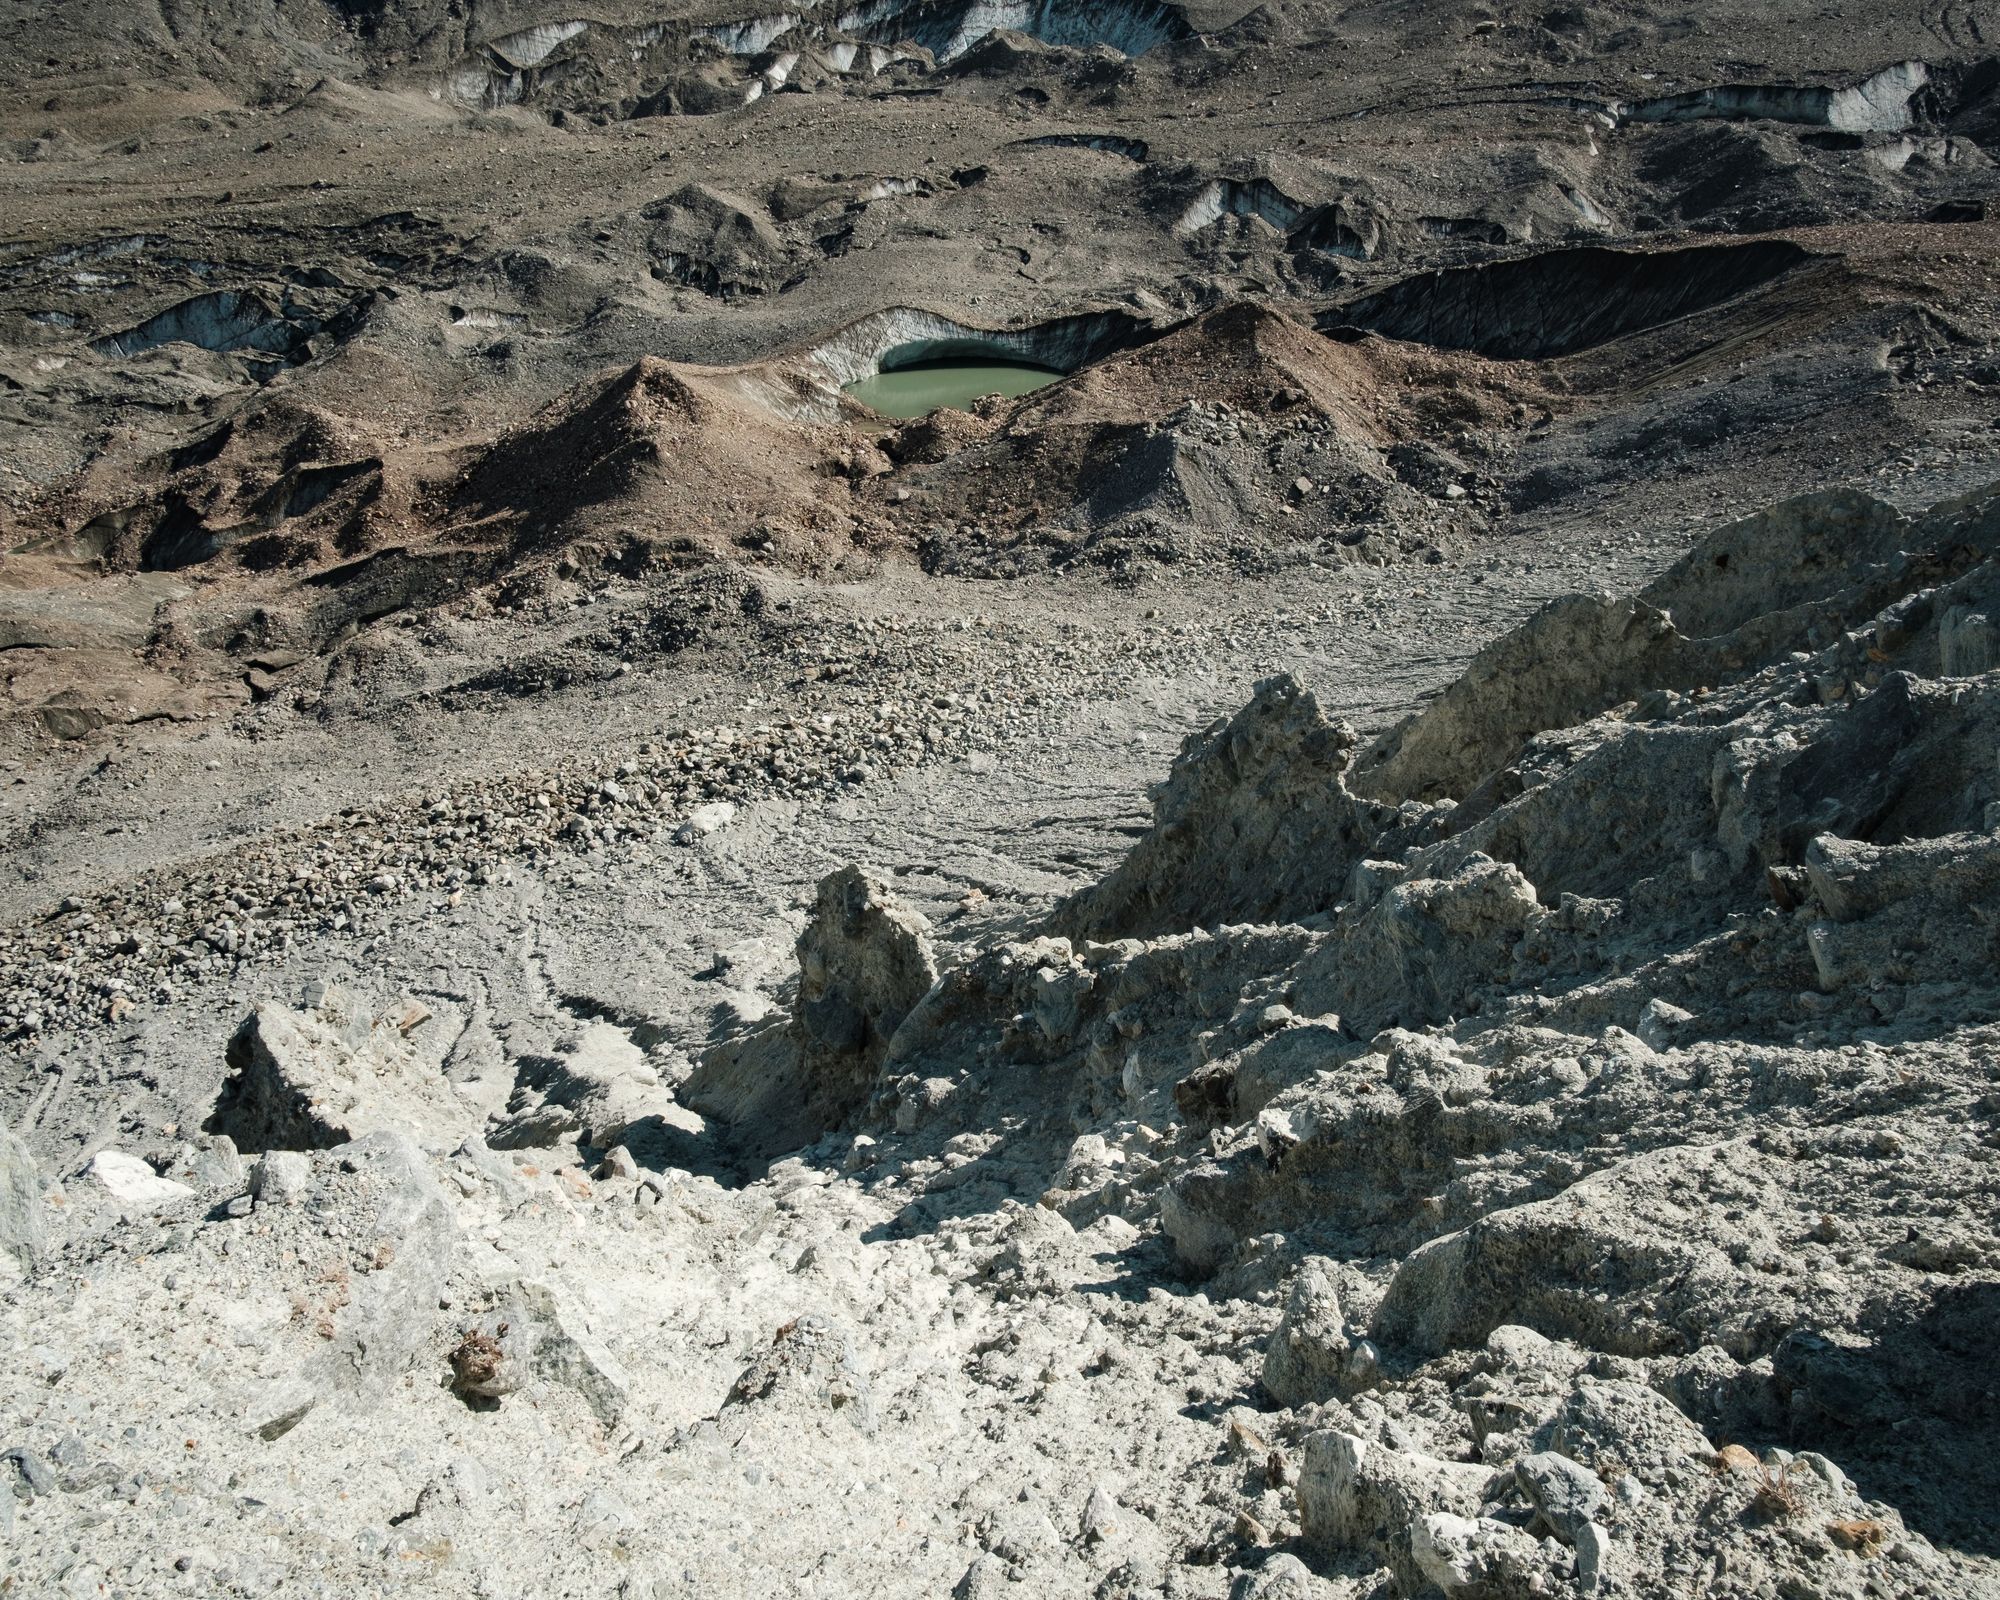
{"left": 1261, "top": 1257, "right": 1349, "bottom": 1408}
{"left": 89, "top": 1149, "right": 193, "bottom": 1209}
{"left": 250, "top": 1149, "right": 311, "bottom": 1206}
{"left": 683, "top": 863, "right": 937, "bottom": 1152}
{"left": 1297, "top": 1430, "right": 1493, "bottom": 1588}
{"left": 1513, "top": 1450, "right": 1605, "bottom": 1544}
{"left": 0, "top": 1122, "right": 45, "bottom": 1276}
{"left": 213, "top": 991, "right": 468, "bottom": 1151}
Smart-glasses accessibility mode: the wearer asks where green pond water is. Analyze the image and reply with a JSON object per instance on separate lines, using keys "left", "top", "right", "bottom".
{"left": 844, "top": 359, "right": 1063, "bottom": 419}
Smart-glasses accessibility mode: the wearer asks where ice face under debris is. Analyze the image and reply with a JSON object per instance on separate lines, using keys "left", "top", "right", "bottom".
{"left": 488, "top": 20, "right": 590, "bottom": 70}
{"left": 1619, "top": 58, "right": 1930, "bottom": 133}
{"left": 835, "top": 0, "right": 1191, "bottom": 63}
{"left": 1175, "top": 178, "right": 1309, "bottom": 235}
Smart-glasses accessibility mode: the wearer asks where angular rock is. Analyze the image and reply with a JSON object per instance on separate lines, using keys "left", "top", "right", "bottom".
{"left": 1634, "top": 998, "right": 1694, "bottom": 1051}
{"left": 720, "top": 1312, "right": 874, "bottom": 1434}
{"left": 3, "top": 1446, "right": 57, "bottom": 1499}
{"left": 1513, "top": 1450, "right": 1606, "bottom": 1544}
{"left": 1410, "top": 1511, "right": 1550, "bottom": 1597}
{"left": 1230, "top": 1554, "right": 1335, "bottom": 1599}
{"left": 1574, "top": 1520, "right": 1612, "bottom": 1596}
{"left": 165, "top": 1133, "right": 244, "bottom": 1190}
{"left": 985, "top": 1205, "right": 1086, "bottom": 1299}
{"left": 250, "top": 1149, "right": 312, "bottom": 1206}
{"left": 316, "top": 1133, "right": 460, "bottom": 1400}
{"left": 454, "top": 1277, "right": 632, "bottom": 1424}
{"left": 1262, "top": 1257, "right": 1349, "bottom": 1409}
{"left": 212, "top": 995, "right": 468, "bottom": 1152}
{"left": 1533, "top": 1381, "right": 1713, "bottom": 1491}
{"left": 794, "top": 863, "right": 939, "bottom": 1059}
{"left": 0, "top": 1122, "right": 45, "bottom": 1276}
{"left": 489, "top": 1022, "right": 667, "bottom": 1151}
{"left": 1059, "top": 675, "right": 1387, "bottom": 939}
{"left": 673, "top": 799, "right": 738, "bottom": 843}
{"left": 1373, "top": 1141, "right": 1805, "bottom": 1360}
{"left": 1297, "top": 1430, "right": 1494, "bottom": 1590}
{"left": 683, "top": 864, "right": 937, "bottom": 1154}
{"left": 89, "top": 1149, "right": 194, "bottom": 1210}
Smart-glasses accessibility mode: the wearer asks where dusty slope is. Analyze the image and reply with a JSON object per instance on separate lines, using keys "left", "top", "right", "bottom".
{"left": 6, "top": 481, "right": 2000, "bottom": 1600}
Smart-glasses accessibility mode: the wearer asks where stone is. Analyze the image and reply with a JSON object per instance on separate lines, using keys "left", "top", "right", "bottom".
{"left": 986, "top": 1205, "right": 1086, "bottom": 1299}
{"left": 1080, "top": 1482, "right": 1121, "bottom": 1544}
{"left": 682, "top": 864, "right": 937, "bottom": 1153}
{"left": 489, "top": 1023, "right": 667, "bottom": 1151}
{"left": 213, "top": 999, "right": 468, "bottom": 1152}
{"left": 1229, "top": 1553, "right": 1326, "bottom": 1598}
{"left": 1514, "top": 1450, "right": 1606, "bottom": 1544}
{"left": 315, "top": 1134, "right": 461, "bottom": 1401}
{"left": 250, "top": 1150, "right": 311, "bottom": 1205}
{"left": 673, "top": 801, "right": 737, "bottom": 843}
{"left": 165, "top": 1134, "right": 244, "bottom": 1190}
{"left": 1535, "top": 1381, "right": 1713, "bottom": 1491}
{"left": 1574, "top": 1520, "right": 1611, "bottom": 1595}
{"left": 954, "top": 1555, "right": 1010, "bottom": 1599}
{"left": 3, "top": 1446, "right": 57, "bottom": 1499}
{"left": 0, "top": 1122, "right": 45, "bottom": 1276}
{"left": 1410, "top": 1511, "right": 1548, "bottom": 1596}
{"left": 247, "top": 1378, "right": 318, "bottom": 1441}
{"left": 454, "top": 1277, "right": 632, "bottom": 1423}
{"left": 89, "top": 1150, "right": 194, "bottom": 1209}
{"left": 1297, "top": 1430, "right": 1494, "bottom": 1589}
{"left": 1939, "top": 604, "right": 1998, "bottom": 676}
{"left": 1059, "top": 676, "right": 1376, "bottom": 940}
{"left": 597, "top": 1144, "right": 639, "bottom": 1181}
{"left": 793, "top": 864, "right": 938, "bottom": 1059}
{"left": 1635, "top": 998, "right": 1694, "bottom": 1051}
{"left": 1262, "top": 1257, "right": 1348, "bottom": 1409}
{"left": 721, "top": 1312, "right": 874, "bottom": 1434}
{"left": 1032, "top": 962, "right": 1093, "bottom": 1041}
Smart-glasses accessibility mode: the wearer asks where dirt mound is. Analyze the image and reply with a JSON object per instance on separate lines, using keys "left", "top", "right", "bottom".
{"left": 871, "top": 302, "right": 1535, "bottom": 579}
{"left": 1328, "top": 239, "right": 1816, "bottom": 360}
{"left": 448, "top": 355, "right": 868, "bottom": 570}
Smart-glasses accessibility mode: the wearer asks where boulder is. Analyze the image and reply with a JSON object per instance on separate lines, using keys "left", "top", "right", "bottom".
{"left": 89, "top": 1150, "right": 193, "bottom": 1210}
{"left": 1410, "top": 1512, "right": 1551, "bottom": 1598}
{"left": 1297, "top": 1430, "right": 1494, "bottom": 1590}
{"left": 794, "top": 863, "right": 938, "bottom": 1059}
{"left": 1058, "top": 676, "right": 1389, "bottom": 939}
{"left": 718, "top": 1311, "right": 874, "bottom": 1436}
{"left": 1513, "top": 1450, "right": 1606, "bottom": 1544}
{"left": 1373, "top": 1141, "right": 1805, "bottom": 1361}
{"left": 489, "top": 1022, "right": 667, "bottom": 1151}
{"left": 1262, "top": 1258, "right": 1351, "bottom": 1408}
{"left": 317, "top": 1134, "right": 460, "bottom": 1401}
{"left": 682, "top": 864, "right": 937, "bottom": 1154}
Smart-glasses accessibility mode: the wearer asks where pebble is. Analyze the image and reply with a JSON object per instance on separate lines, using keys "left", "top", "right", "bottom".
{"left": 3, "top": 1446, "right": 57, "bottom": 1499}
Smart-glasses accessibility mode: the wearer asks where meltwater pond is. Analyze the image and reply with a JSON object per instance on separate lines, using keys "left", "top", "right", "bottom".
{"left": 843, "top": 359, "right": 1062, "bottom": 418}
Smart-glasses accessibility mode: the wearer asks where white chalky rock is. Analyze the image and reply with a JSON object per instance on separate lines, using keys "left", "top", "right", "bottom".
{"left": 674, "top": 801, "right": 738, "bottom": 843}
{"left": 90, "top": 1150, "right": 194, "bottom": 1209}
